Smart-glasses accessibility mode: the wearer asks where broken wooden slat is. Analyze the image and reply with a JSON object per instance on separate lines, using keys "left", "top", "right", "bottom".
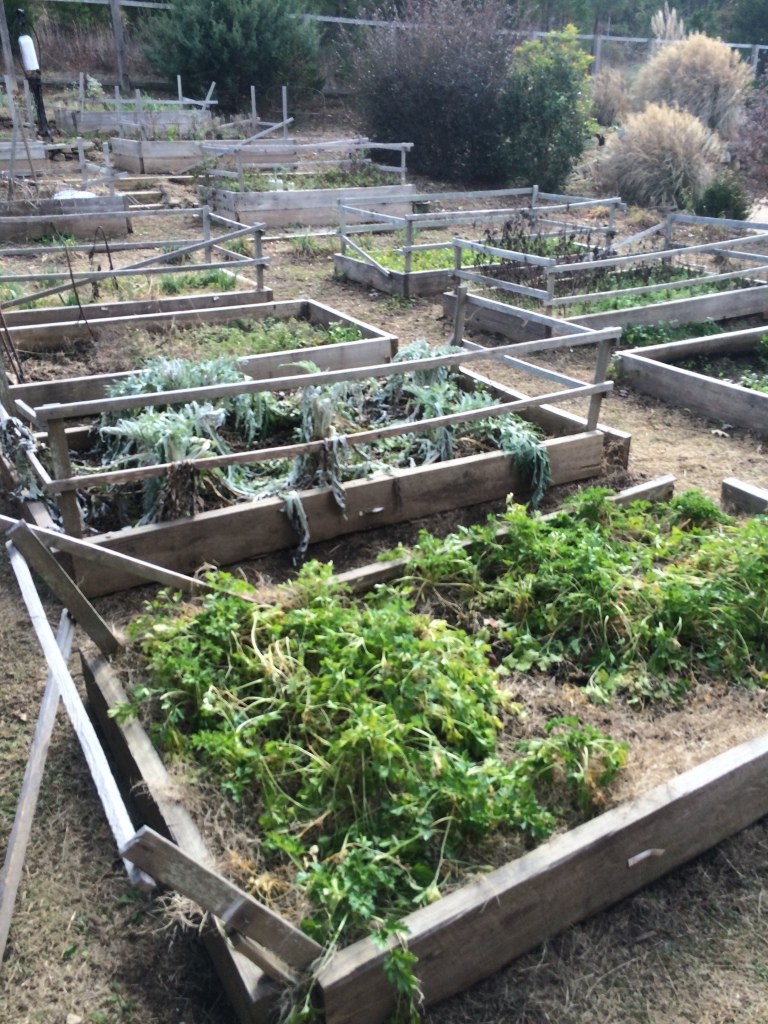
{"left": 120, "top": 826, "right": 322, "bottom": 973}
{"left": 6, "top": 543, "right": 153, "bottom": 891}
{"left": 226, "top": 931, "right": 302, "bottom": 987}
{"left": 0, "top": 613, "right": 75, "bottom": 965}
{"left": 317, "top": 729, "right": 768, "bottom": 1024}
{"left": 6, "top": 521, "right": 122, "bottom": 657}
{"left": 0, "top": 513, "right": 214, "bottom": 595}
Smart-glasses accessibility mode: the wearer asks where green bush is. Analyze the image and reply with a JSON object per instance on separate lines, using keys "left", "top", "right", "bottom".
{"left": 351, "top": 0, "right": 513, "bottom": 184}
{"left": 143, "top": 0, "right": 321, "bottom": 113}
{"left": 500, "top": 26, "right": 595, "bottom": 191}
{"left": 692, "top": 174, "right": 750, "bottom": 219}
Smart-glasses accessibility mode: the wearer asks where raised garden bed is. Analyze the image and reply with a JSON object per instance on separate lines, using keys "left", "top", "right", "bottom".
{"left": 617, "top": 324, "right": 768, "bottom": 434}
{"left": 1, "top": 322, "right": 621, "bottom": 597}
{"left": 0, "top": 194, "right": 131, "bottom": 243}
{"left": 75, "top": 484, "right": 768, "bottom": 1024}
{"left": 335, "top": 191, "right": 623, "bottom": 298}
{"left": 56, "top": 107, "right": 213, "bottom": 136}
{"left": 111, "top": 137, "right": 204, "bottom": 175}
{"left": 200, "top": 183, "right": 417, "bottom": 229}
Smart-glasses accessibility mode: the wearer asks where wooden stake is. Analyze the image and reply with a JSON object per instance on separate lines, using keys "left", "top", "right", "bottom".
{"left": 109, "top": 0, "right": 129, "bottom": 92}
{"left": 6, "top": 543, "right": 153, "bottom": 891}
{"left": 5, "top": 521, "right": 123, "bottom": 657}
{"left": 0, "top": 613, "right": 75, "bottom": 966}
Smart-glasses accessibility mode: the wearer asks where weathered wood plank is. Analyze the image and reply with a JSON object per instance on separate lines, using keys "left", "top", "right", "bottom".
{"left": 721, "top": 477, "right": 768, "bottom": 515}
{"left": 0, "top": 614, "right": 75, "bottom": 963}
{"left": 6, "top": 544, "right": 153, "bottom": 891}
{"left": 82, "top": 654, "right": 281, "bottom": 1023}
{"left": 121, "top": 827, "right": 322, "bottom": 972}
{"left": 71, "top": 433, "right": 604, "bottom": 597}
{"left": 618, "top": 351, "right": 768, "bottom": 435}
{"left": 5, "top": 521, "right": 122, "bottom": 657}
{"left": 318, "top": 730, "right": 768, "bottom": 1024}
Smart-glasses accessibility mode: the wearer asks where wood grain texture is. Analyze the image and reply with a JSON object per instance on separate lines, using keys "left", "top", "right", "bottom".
{"left": 318, "top": 731, "right": 768, "bottom": 1024}
{"left": 82, "top": 654, "right": 281, "bottom": 1024}
{"left": 121, "top": 827, "right": 322, "bottom": 972}
{"left": 721, "top": 477, "right": 768, "bottom": 515}
{"left": 0, "top": 614, "right": 75, "bottom": 964}
{"left": 6, "top": 545, "right": 152, "bottom": 891}
{"left": 71, "top": 433, "right": 604, "bottom": 597}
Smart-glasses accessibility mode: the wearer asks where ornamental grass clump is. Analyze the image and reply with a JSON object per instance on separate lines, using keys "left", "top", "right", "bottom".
{"left": 596, "top": 103, "right": 722, "bottom": 207}
{"left": 633, "top": 33, "right": 752, "bottom": 139}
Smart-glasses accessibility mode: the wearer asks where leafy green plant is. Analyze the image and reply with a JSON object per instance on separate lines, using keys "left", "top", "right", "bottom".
{"left": 501, "top": 26, "right": 595, "bottom": 192}
{"left": 143, "top": 0, "right": 321, "bottom": 113}
{"left": 123, "top": 562, "right": 627, "bottom": 952}
{"left": 693, "top": 174, "right": 750, "bottom": 220}
{"left": 393, "top": 489, "right": 768, "bottom": 703}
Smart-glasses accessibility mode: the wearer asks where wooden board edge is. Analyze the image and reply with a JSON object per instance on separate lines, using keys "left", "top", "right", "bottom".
{"left": 721, "top": 477, "right": 768, "bottom": 515}
{"left": 317, "top": 731, "right": 768, "bottom": 1024}
{"left": 82, "top": 654, "right": 281, "bottom": 1024}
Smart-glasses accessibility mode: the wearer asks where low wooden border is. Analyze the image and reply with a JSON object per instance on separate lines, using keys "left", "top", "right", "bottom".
{"left": 111, "top": 138, "right": 204, "bottom": 175}
{"left": 333, "top": 251, "right": 455, "bottom": 297}
{"left": 442, "top": 285, "right": 768, "bottom": 341}
{"left": 721, "top": 477, "right": 768, "bottom": 514}
{"left": 0, "top": 195, "right": 131, "bottom": 243}
{"left": 617, "top": 325, "right": 768, "bottom": 434}
{"left": 2, "top": 288, "right": 272, "bottom": 351}
{"left": 200, "top": 184, "right": 416, "bottom": 228}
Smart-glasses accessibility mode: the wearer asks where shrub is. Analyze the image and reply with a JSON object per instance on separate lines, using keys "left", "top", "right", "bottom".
{"left": 591, "top": 67, "right": 627, "bottom": 127}
{"left": 596, "top": 103, "right": 722, "bottom": 208}
{"left": 143, "top": 0, "right": 321, "bottom": 113}
{"left": 500, "top": 26, "right": 595, "bottom": 191}
{"left": 693, "top": 174, "right": 750, "bottom": 219}
{"left": 732, "top": 76, "right": 768, "bottom": 196}
{"left": 351, "top": 0, "right": 513, "bottom": 184}
{"left": 632, "top": 33, "right": 752, "bottom": 140}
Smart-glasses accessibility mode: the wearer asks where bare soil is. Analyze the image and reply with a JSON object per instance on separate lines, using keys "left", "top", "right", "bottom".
{"left": 2, "top": 159, "right": 768, "bottom": 1024}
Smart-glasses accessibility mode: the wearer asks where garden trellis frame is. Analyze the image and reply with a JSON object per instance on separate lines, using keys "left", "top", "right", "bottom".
{"left": 335, "top": 188, "right": 624, "bottom": 297}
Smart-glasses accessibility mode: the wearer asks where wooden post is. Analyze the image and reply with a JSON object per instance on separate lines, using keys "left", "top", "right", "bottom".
{"left": 77, "top": 136, "right": 86, "bottom": 187}
{"left": 45, "top": 419, "right": 82, "bottom": 539}
{"left": 587, "top": 336, "right": 613, "bottom": 430}
{"left": 400, "top": 145, "right": 406, "bottom": 185}
{"left": 752, "top": 45, "right": 759, "bottom": 76}
{"left": 339, "top": 203, "right": 347, "bottom": 254}
{"left": 78, "top": 71, "right": 85, "bottom": 114}
{"left": 253, "top": 225, "right": 264, "bottom": 291}
{"left": 404, "top": 216, "right": 413, "bottom": 277}
{"left": 237, "top": 150, "right": 244, "bottom": 192}
{"left": 593, "top": 33, "right": 603, "bottom": 75}
{"left": 202, "top": 204, "right": 212, "bottom": 264}
{"left": 177, "top": 74, "right": 183, "bottom": 104}
{"left": 451, "top": 283, "right": 468, "bottom": 346}
{"left": 251, "top": 85, "right": 257, "bottom": 128}
{"left": 282, "top": 85, "right": 288, "bottom": 137}
{"left": 109, "top": 0, "right": 130, "bottom": 92}
{"left": 103, "top": 142, "right": 115, "bottom": 196}
{"left": 0, "top": 613, "right": 75, "bottom": 964}
{"left": 0, "top": 2, "right": 16, "bottom": 93}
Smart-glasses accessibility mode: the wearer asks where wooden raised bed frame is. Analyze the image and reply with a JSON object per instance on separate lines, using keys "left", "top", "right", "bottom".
{"left": 0, "top": 195, "right": 131, "bottom": 243}
{"left": 68, "top": 475, "right": 768, "bottom": 1024}
{"left": 617, "top": 324, "right": 768, "bottom": 435}
{"left": 2, "top": 317, "right": 625, "bottom": 598}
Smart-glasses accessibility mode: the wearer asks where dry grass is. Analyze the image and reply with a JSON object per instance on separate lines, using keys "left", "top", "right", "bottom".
{"left": 633, "top": 33, "right": 752, "bottom": 140}
{"left": 596, "top": 103, "right": 722, "bottom": 207}
{"left": 591, "top": 68, "right": 627, "bottom": 128}
{"left": 34, "top": 13, "right": 153, "bottom": 80}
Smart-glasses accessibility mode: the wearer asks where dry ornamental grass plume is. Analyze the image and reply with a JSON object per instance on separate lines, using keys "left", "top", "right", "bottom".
{"left": 633, "top": 33, "right": 752, "bottom": 139}
{"left": 651, "top": 2, "right": 686, "bottom": 45}
{"left": 596, "top": 103, "right": 722, "bottom": 208}
{"left": 591, "top": 67, "right": 628, "bottom": 127}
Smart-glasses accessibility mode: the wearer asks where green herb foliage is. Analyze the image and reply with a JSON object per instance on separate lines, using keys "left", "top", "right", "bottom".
{"left": 392, "top": 489, "right": 768, "bottom": 704}
{"left": 125, "top": 562, "right": 627, "bottom": 945}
